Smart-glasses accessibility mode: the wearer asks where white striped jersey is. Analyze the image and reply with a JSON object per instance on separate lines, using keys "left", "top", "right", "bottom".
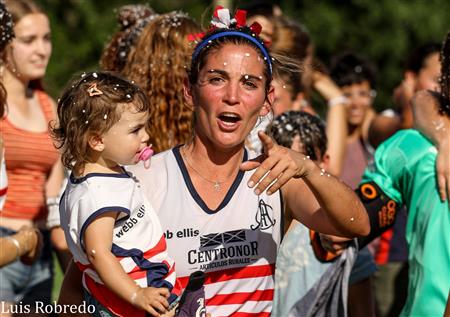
{"left": 130, "top": 146, "right": 283, "bottom": 317}
{"left": 60, "top": 170, "right": 180, "bottom": 316}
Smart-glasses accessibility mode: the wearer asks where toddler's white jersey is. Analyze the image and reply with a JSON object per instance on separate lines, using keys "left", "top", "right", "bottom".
{"left": 60, "top": 170, "right": 179, "bottom": 316}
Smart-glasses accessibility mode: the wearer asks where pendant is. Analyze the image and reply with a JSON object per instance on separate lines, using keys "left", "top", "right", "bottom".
{"left": 213, "top": 181, "right": 221, "bottom": 191}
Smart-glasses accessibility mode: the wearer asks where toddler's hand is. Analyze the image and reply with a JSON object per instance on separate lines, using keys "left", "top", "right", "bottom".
{"left": 133, "top": 287, "right": 170, "bottom": 316}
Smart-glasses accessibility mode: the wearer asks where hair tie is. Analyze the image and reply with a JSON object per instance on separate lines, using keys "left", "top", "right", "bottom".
{"left": 87, "top": 83, "right": 103, "bottom": 97}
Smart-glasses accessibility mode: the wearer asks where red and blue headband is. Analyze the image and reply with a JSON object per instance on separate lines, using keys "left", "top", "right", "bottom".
{"left": 190, "top": 6, "right": 273, "bottom": 75}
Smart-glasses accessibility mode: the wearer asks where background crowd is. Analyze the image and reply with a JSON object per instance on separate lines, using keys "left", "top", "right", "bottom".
{"left": 0, "top": 0, "right": 449, "bottom": 316}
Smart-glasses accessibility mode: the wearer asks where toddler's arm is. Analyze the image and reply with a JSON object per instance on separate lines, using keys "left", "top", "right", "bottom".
{"left": 84, "top": 211, "right": 170, "bottom": 316}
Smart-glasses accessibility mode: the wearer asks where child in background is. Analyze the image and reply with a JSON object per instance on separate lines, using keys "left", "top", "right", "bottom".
{"left": 52, "top": 71, "right": 180, "bottom": 317}
{"left": 269, "top": 111, "right": 334, "bottom": 316}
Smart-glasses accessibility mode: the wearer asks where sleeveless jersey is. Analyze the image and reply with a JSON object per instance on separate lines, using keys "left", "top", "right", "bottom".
{"left": 0, "top": 90, "right": 59, "bottom": 220}
{"left": 60, "top": 171, "right": 180, "bottom": 317}
{"left": 130, "top": 146, "right": 283, "bottom": 317}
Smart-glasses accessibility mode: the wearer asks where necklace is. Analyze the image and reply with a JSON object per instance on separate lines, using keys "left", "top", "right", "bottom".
{"left": 181, "top": 147, "right": 233, "bottom": 192}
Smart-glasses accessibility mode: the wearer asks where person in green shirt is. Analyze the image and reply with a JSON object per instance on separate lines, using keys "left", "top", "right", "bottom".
{"left": 360, "top": 31, "right": 450, "bottom": 315}
{"left": 361, "top": 125, "right": 449, "bottom": 316}
{"left": 320, "top": 31, "right": 450, "bottom": 316}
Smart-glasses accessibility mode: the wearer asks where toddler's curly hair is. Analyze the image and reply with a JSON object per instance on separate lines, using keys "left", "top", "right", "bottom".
{"left": 51, "top": 71, "right": 149, "bottom": 169}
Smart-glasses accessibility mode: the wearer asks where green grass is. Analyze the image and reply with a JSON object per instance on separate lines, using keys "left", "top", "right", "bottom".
{"left": 52, "top": 254, "right": 64, "bottom": 302}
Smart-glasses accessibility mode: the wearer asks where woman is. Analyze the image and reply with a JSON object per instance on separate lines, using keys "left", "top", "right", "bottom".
{"left": 0, "top": 0, "right": 65, "bottom": 313}
{"left": 122, "top": 11, "right": 202, "bottom": 153}
{"left": 60, "top": 7, "right": 369, "bottom": 316}
{"left": 100, "top": 4, "right": 157, "bottom": 74}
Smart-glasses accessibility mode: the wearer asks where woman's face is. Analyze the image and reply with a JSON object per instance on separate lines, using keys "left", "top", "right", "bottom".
{"left": 415, "top": 52, "right": 440, "bottom": 91}
{"left": 272, "top": 78, "right": 294, "bottom": 115}
{"left": 7, "top": 13, "right": 51, "bottom": 81}
{"left": 187, "top": 43, "right": 273, "bottom": 149}
{"left": 341, "top": 80, "right": 373, "bottom": 127}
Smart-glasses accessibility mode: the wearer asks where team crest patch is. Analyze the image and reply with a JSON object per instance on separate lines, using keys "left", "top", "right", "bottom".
{"left": 251, "top": 199, "right": 276, "bottom": 230}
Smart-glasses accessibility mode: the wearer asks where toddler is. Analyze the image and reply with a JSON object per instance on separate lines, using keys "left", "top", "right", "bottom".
{"left": 52, "top": 71, "right": 180, "bottom": 316}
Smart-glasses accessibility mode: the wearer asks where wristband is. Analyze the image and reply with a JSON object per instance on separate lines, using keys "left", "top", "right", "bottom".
{"left": 5, "top": 235, "right": 21, "bottom": 260}
{"left": 46, "top": 197, "right": 61, "bottom": 229}
{"left": 328, "top": 95, "right": 349, "bottom": 107}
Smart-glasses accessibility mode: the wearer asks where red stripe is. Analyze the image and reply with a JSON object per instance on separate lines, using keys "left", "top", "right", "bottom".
{"left": 124, "top": 237, "right": 169, "bottom": 278}
{"left": 207, "top": 289, "right": 274, "bottom": 306}
{"left": 75, "top": 261, "right": 93, "bottom": 272}
{"left": 375, "top": 228, "right": 394, "bottom": 264}
{"left": 143, "top": 235, "right": 167, "bottom": 259}
{"left": 84, "top": 274, "right": 145, "bottom": 317}
{"left": 127, "top": 261, "right": 175, "bottom": 281}
{"left": 229, "top": 313, "right": 271, "bottom": 317}
{"left": 178, "top": 263, "right": 275, "bottom": 288}
{"left": 0, "top": 187, "right": 7, "bottom": 196}
{"left": 128, "top": 270, "right": 146, "bottom": 280}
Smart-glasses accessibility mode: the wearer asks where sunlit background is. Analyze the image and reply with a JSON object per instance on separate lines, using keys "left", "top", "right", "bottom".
{"left": 37, "top": 0, "right": 450, "bottom": 112}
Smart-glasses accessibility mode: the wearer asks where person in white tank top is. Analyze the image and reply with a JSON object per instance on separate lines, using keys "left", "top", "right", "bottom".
{"left": 59, "top": 6, "right": 370, "bottom": 317}
{"left": 129, "top": 6, "right": 369, "bottom": 316}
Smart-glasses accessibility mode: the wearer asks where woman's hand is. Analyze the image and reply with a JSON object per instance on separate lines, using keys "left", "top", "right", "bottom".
{"left": 318, "top": 233, "right": 352, "bottom": 256}
{"left": 19, "top": 227, "right": 43, "bottom": 265}
{"left": 240, "top": 131, "right": 314, "bottom": 195}
{"left": 312, "top": 71, "right": 342, "bottom": 101}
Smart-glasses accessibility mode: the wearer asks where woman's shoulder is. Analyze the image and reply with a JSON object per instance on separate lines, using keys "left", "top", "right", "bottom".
{"left": 35, "top": 89, "right": 57, "bottom": 119}
{"left": 35, "top": 89, "right": 55, "bottom": 105}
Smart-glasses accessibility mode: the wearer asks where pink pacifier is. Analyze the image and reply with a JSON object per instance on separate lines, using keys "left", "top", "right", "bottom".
{"left": 138, "top": 145, "right": 154, "bottom": 169}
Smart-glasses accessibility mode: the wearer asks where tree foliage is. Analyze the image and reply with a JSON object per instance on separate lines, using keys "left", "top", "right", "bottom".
{"left": 281, "top": 0, "right": 450, "bottom": 109}
{"left": 37, "top": 0, "right": 449, "bottom": 109}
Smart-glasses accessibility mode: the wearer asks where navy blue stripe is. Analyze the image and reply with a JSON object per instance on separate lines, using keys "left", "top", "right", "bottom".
{"left": 192, "top": 31, "right": 273, "bottom": 75}
{"left": 279, "top": 189, "right": 285, "bottom": 242}
{"left": 80, "top": 207, "right": 130, "bottom": 251}
{"left": 172, "top": 145, "right": 247, "bottom": 214}
{"left": 111, "top": 244, "right": 177, "bottom": 303}
{"left": 69, "top": 168, "right": 130, "bottom": 184}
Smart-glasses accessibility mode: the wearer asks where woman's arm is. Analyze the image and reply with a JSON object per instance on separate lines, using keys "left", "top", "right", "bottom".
{"left": 46, "top": 97, "right": 66, "bottom": 200}
{"left": 412, "top": 90, "right": 450, "bottom": 201}
{"left": 0, "top": 227, "right": 41, "bottom": 267}
{"left": 241, "top": 132, "right": 369, "bottom": 237}
{"left": 51, "top": 227, "right": 72, "bottom": 271}
{"left": 58, "top": 260, "right": 87, "bottom": 317}
{"left": 46, "top": 159, "right": 71, "bottom": 270}
{"left": 284, "top": 162, "right": 369, "bottom": 237}
{"left": 312, "top": 71, "right": 348, "bottom": 177}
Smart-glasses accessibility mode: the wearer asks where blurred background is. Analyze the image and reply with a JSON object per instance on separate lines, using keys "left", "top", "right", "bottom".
{"left": 37, "top": 0, "right": 450, "bottom": 111}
